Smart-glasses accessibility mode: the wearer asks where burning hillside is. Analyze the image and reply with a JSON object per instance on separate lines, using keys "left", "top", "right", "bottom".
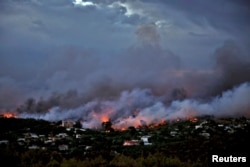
{"left": 16, "top": 82, "right": 250, "bottom": 130}
{"left": 0, "top": 112, "right": 18, "bottom": 118}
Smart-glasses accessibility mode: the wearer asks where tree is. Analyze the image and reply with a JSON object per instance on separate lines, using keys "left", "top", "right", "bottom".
{"left": 74, "top": 121, "right": 82, "bottom": 129}
{"left": 102, "top": 120, "right": 114, "bottom": 132}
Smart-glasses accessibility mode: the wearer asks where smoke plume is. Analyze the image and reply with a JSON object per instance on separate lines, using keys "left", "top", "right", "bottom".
{"left": 2, "top": 38, "right": 250, "bottom": 129}
{"left": 1, "top": 0, "right": 250, "bottom": 128}
{"left": 20, "top": 82, "right": 250, "bottom": 129}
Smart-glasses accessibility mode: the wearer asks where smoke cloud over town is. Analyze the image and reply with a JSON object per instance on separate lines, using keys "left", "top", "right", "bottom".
{"left": 1, "top": 0, "right": 250, "bottom": 128}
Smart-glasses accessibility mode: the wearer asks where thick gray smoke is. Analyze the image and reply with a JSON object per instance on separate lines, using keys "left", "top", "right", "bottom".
{"left": 212, "top": 40, "right": 250, "bottom": 95}
{"left": 11, "top": 39, "right": 250, "bottom": 113}
{"left": 20, "top": 82, "right": 250, "bottom": 128}
{"left": 3, "top": 38, "right": 250, "bottom": 128}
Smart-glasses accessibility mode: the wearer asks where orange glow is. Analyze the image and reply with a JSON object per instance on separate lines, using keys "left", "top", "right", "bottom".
{"left": 2, "top": 112, "right": 17, "bottom": 118}
{"left": 101, "top": 115, "right": 109, "bottom": 123}
{"left": 90, "top": 109, "right": 199, "bottom": 130}
{"left": 120, "top": 127, "right": 126, "bottom": 131}
{"left": 92, "top": 108, "right": 114, "bottom": 124}
{"left": 148, "top": 119, "right": 167, "bottom": 128}
{"left": 189, "top": 117, "right": 198, "bottom": 123}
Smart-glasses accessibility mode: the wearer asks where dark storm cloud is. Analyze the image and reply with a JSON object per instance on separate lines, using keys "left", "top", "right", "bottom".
{"left": 0, "top": 0, "right": 250, "bottom": 114}
{"left": 158, "top": 0, "right": 250, "bottom": 38}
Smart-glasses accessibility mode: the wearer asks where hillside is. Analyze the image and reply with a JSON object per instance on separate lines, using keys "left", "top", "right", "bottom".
{"left": 0, "top": 116, "right": 249, "bottom": 167}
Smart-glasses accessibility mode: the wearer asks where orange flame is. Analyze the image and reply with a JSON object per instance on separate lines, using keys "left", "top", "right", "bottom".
{"left": 92, "top": 108, "right": 114, "bottom": 123}
{"left": 101, "top": 115, "right": 109, "bottom": 123}
{"left": 93, "top": 112, "right": 110, "bottom": 123}
{"left": 2, "top": 112, "right": 17, "bottom": 118}
{"left": 120, "top": 127, "right": 126, "bottom": 131}
{"left": 90, "top": 108, "right": 199, "bottom": 130}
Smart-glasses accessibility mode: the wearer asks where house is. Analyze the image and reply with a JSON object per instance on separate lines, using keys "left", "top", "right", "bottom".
{"left": 195, "top": 125, "right": 202, "bottom": 129}
{"left": 17, "top": 138, "right": 26, "bottom": 146}
{"left": 170, "top": 131, "right": 178, "bottom": 136}
{"left": 79, "top": 128, "right": 86, "bottom": 132}
{"left": 0, "top": 140, "right": 9, "bottom": 145}
{"left": 76, "top": 134, "right": 81, "bottom": 139}
{"left": 30, "top": 133, "right": 39, "bottom": 139}
{"left": 144, "top": 142, "right": 152, "bottom": 146}
{"left": 200, "top": 132, "right": 210, "bottom": 139}
{"left": 38, "top": 135, "right": 46, "bottom": 141}
{"left": 28, "top": 145, "right": 40, "bottom": 149}
{"left": 44, "top": 139, "right": 53, "bottom": 144}
{"left": 200, "top": 121, "right": 208, "bottom": 125}
{"left": 17, "top": 138, "right": 25, "bottom": 142}
{"left": 141, "top": 136, "right": 152, "bottom": 145}
{"left": 85, "top": 146, "right": 92, "bottom": 150}
{"left": 218, "top": 124, "right": 224, "bottom": 128}
{"left": 58, "top": 144, "right": 69, "bottom": 151}
{"left": 224, "top": 126, "right": 234, "bottom": 133}
{"left": 62, "top": 120, "right": 75, "bottom": 128}
{"left": 123, "top": 140, "right": 140, "bottom": 146}
{"left": 56, "top": 133, "right": 68, "bottom": 138}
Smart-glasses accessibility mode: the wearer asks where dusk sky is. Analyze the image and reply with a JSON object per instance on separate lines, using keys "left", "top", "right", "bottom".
{"left": 1, "top": 0, "right": 250, "bottom": 117}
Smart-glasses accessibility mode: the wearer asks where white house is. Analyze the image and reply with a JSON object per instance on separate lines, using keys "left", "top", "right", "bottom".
{"left": 30, "top": 133, "right": 39, "bottom": 139}
{"left": 170, "top": 131, "right": 178, "bottom": 136}
{"left": 195, "top": 125, "right": 202, "bottom": 129}
{"left": 141, "top": 136, "right": 152, "bottom": 145}
{"left": 76, "top": 134, "right": 81, "bottom": 139}
{"left": 0, "top": 140, "right": 9, "bottom": 145}
{"left": 56, "top": 133, "right": 68, "bottom": 138}
{"left": 200, "top": 132, "right": 210, "bottom": 139}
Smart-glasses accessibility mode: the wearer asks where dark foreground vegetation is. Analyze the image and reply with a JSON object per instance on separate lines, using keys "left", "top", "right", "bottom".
{"left": 0, "top": 116, "right": 249, "bottom": 167}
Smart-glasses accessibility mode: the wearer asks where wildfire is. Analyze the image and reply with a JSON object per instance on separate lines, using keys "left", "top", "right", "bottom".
{"left": 1, "top": 112, "right": 17, "bottom": 118}
{"left": 174, "top": 117, "right": 198, "bottom": 123}
{"left": 92, "top": 112, "right": 109, "bottom": 122}
{"left": 101, "top": 115, "right": 109, "bottom": 123}
{"left": 90, "top": 109, "right": 198, "bottom": 131}
{"left": 189, "top": 117, "right": 198, "bottom": 123}
{"left": 148, "top": 119, "right": 167, "bottom": 128}
{"left": 92, "top": 107, "right": 114, "bottom": 124}
{"left": 113, "top": 126, "right": 127, "bottom": 131}
{"left": 120, "top": 127, "right": 126, "bottom": 131}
